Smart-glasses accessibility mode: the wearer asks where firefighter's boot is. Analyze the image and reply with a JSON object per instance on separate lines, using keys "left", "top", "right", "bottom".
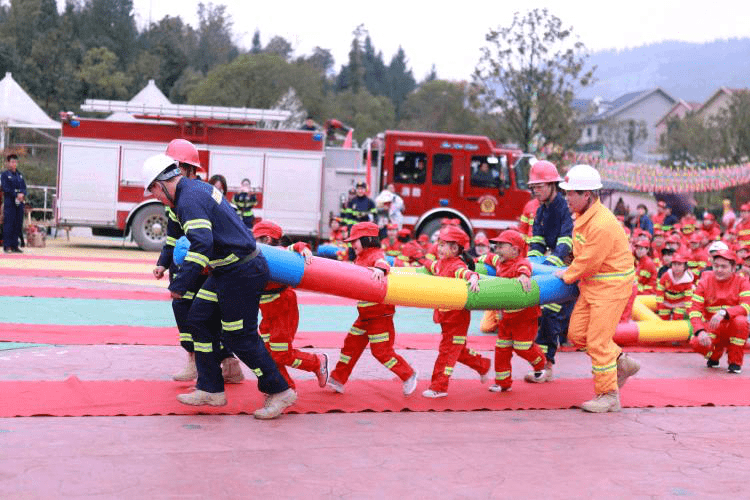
{"left": 176, "top": 390, "right": 227, "bottom": 407}
{"left": 580, "top": 391, "right": 621, "bottom": 413}
{"left": 616, "top": 353, "right": 640, "bottom": 388}
{"left": 253, "top": 388, "right": 298, "bottom": 420}
{"left": 221, "top": 356, "right": 245, "bottom": 384}
{"left": 172, "top": 352, "right": 197, "bottom": 382}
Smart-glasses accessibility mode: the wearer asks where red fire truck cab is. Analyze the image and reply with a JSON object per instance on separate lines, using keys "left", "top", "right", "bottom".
{"left": 377, "top": 131, "right": 531, "bottom": 239}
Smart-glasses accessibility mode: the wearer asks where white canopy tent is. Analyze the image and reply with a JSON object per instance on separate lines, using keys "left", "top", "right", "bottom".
{"left": 0, "top": 72, "right": 60, "bottom": 149}
{"left": 105, "top": 79, "right": 172, "bottom": 122}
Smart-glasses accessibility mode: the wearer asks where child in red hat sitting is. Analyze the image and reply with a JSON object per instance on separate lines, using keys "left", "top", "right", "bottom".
{"left": 487, "top": 229, "right": 547, "bottom": 391}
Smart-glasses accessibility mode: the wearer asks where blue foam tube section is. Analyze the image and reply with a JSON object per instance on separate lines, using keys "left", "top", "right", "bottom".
{"left": 257, "top": 243, "right": 305, "bottom": 287}
{"left": 315, "top": 244, "right": 340, "bottom": 259}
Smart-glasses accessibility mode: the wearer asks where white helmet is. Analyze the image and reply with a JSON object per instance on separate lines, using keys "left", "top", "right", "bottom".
{"left": 707, "top": 241, "right": 729, "bottom": 254}
{"left": 559, "top": 164, "right": 602, "bottom": 191}
{"left": 142, "top": 153, "right": 180, "bottom": 195}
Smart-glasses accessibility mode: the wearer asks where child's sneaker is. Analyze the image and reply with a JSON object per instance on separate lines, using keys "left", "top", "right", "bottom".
{"left": 327, "top": 378, "right": 345, "bottom": 393}
{"left": 402, "top": 370, "right": 418, "bottom": 396}
{"left": 728, "top": 363, "right": 742, "bottom": 374}
{"left": 489, "top": 384, "right": 511, "bottom": 392}
{"left": 422, "top": 389, "right": 448, "bottom": 398}
{"left": 316, "top": 353, "right": 329, "bottom": 388}
{"left": 479, "top": 370, "right": 490, "bottom": 384}
{"left": 706, "top": 359, "right": 720, "bottom": 368}
{"left": 524, "top": 369, "right": 551, "bottom": 383}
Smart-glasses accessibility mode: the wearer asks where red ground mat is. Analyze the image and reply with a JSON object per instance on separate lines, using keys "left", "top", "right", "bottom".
{"left": 0, "top": 268, "right": 151, "bottom": 280}
{"left": 5, "top": 254, "right": 155, "bottom": 264}
{"left": 1, "top": 376, "right": 748, "bottom": 417}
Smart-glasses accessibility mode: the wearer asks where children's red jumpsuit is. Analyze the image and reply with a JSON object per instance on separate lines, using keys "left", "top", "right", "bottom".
{"left": 687, "top": 247, "right": 710, "bottom": 277}
{"left": 380, "top": 238, "right": 403, "bottom": 257}
{"left": 426, "top": 256, "right": 491, "bottom": 392}
{"left": 655, "top": 269, "right": 694, "bottom": 320}
{"left": 259, "top": 243, "right": 321, "bottom": 389}
{"left": 493, "top": 256, "right": 545, "bottom": 389}
{"left": 329, "top": 248, "right": 415, "bottom": 385}
{"left": 688, "top": 271, "right": 750, "bottom": 368}
{"left": 636, "top": 254, "right": 658, "bottom": 294}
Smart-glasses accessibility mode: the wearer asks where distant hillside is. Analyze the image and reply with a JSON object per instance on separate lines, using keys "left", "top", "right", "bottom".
{"left": 577, "top": 38, "right": 750, "bottom": 102}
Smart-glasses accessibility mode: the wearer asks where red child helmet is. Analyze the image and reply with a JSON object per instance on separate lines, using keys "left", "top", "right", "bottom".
{"left": 490, "top": 229, "right": 527, "bottom": 255}
{"left": 252, "top": 220, "right": 282, "bottom": 240}
{"left": 345, "top": 222, "right": 379, "bottom": 242}
{"left": 438, "top": 226, "right": 469, "bottom": 250}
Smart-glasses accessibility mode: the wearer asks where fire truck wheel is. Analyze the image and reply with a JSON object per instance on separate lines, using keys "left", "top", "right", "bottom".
{"left": 131, "top": 205, "right": 168, "bottom": 251}
{"left": 418, "top": 218, "right": 444, "bottom": 242}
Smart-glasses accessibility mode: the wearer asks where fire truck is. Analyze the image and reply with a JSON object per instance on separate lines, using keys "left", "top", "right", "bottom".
{"left": 56, "top": 102, "right": 531, "bottom": 250}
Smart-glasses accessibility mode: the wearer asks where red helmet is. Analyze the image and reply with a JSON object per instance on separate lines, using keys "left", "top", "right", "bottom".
{"left": 166, "top": 139, "right": 204, "bottom": 172}
{"left": 474, "top": 233, "right": 490, "bottom": 246}
{"left": 417, "top": 234, "right": 429, "bottom": 243}
{"left": 713, "top": 249, "right": 737, "bottom": 264}
{"left": 438, "top": 226, "right": 469, "bottom": 249}
{"left": 527, "top": 160, "right": 563, "bottom": 185}
{"left": 490, "top": 229, "right": 527, "bottom": 254}
{"left": 345, "top": 222, "right": 379, "bottom": 242}
{"left": 671, "top": 251, "right": 690, "bottom": 264}
{"left": 397, "top": 228, "right": 411, "bottom": 238}
{"left": 386, "top": 223, "right": 398, "bottom": 230}
{"left": 635, "top": 240, "right": 650, "bottom": 249}
{"left": 252, "top": 220, "right": 282, "bottom": 240}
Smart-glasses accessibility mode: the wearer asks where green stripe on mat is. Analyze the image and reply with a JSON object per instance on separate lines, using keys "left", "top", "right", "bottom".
{"left": 0, "top": 342, "right": 44, "bottom": 351}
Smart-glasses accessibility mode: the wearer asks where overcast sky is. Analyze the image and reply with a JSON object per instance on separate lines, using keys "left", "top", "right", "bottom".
{"left": 124, "top": 0, "right": 750, "bottom": 82}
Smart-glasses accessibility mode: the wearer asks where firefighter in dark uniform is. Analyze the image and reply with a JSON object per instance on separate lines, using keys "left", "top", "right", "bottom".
{"left": 2, "top": 154, "right": 26, "bottom": 253}
{"left": 525, "top": 160, "right": 574, "bottom": 383}
{"left": 153, "top": 139, "right": 243, "bottom": 384}
{"left": 142, "top": 153, "right": 296, "bottom": 420}
{"left": 341, "top": 181, "right": 376, "bottom": 227}
{"left": 232, "top": 178, "right": 257, "bottom": 229}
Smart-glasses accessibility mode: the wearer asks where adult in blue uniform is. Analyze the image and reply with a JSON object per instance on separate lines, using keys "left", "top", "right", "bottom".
{"left": 341, "top": 181, "right": 376, "bottom": 227}
{"left": 143, "top": 154, "right": 296, "bottom": 420}
{"left": 1, "top": 154, "right": 26, "bottom": 253}
{"left": 525, "top": 160, "right": 574, "bottom": 383}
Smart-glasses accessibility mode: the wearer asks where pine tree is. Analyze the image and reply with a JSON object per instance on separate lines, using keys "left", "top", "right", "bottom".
{"left": 387, "top": 47, "right": 416, "bottom": 119}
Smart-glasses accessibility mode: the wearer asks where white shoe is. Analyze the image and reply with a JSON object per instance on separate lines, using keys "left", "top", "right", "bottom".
{"left": 221, "top": 357, "right": 245, "bottom": 384}
{"left": 523, "top": 369, "right": 552, "bottom": 384}
{"left": 328, "top": 378, "right": 345, "bottom": 394}
{"left": 580, "top": 391, "right": 621, "bottom": 413}
{"left": 176, "top": 390, "right": 227, "bottom": 406}
{"left": 489, "top": 384, "right": 511, "bottom": 392}
{"left": 403, "top": 370, "right": 418, "bottom": 396}
{"left": 172, "top": 352, "right": 197, "bottom": 381}
{"left": 253, "top": 388, "right": 297, "bottom": 420}
{"left": 422, "top": 389, "right": 448, "bottom": 398}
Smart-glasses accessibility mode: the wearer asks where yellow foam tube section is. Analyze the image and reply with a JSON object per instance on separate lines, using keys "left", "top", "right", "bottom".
{"left": 632, "top": 297, "right": 661, "bottom": 322}
{"left": 637, "top": 295, "right": 658, "bottom": 311}
{"left": 636, "top": 320, "right": 692, "bottom": 343}
{"left": 384, "top": 272, "right": 468, "bottom": 309}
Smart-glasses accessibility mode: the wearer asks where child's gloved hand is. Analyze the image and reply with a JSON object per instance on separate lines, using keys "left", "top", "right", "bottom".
{"left": 371, "top": 268, "right": 385, "bottom": 282}
{"left": 696, "top": 330, "right": 712, "bottom": 347}
{"left": 468, "top": 274, "right": 480, "bottom": 293}
{"left": 518, "top": 275, "right": 532, "bottom": 293}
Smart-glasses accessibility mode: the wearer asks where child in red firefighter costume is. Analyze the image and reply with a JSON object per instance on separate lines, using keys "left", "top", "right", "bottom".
{"left": 689, "top": 249, "right": 750, "bottom": 374}
{"left": 380, "top": 223, "right": 402, "bottom": 256}
{"left": 686, "top": 232, "right": 710, "bottom": 277}
{"left": 634, "top": 240, "right": 658, "bottom": 294}
{"left": 421, "top": 225, "right": 491, "bottom": 398}
{"left": 252, "top": 221, "right": 329, "bottom": 390}
{"left": 655, "top": 251, "right": 694, "bottom": 320}
{"left": 327, "top": 222, "right": 418, "bottom": 396}
{"left": 488, "top": 229, "right": 546, "bottom": 392}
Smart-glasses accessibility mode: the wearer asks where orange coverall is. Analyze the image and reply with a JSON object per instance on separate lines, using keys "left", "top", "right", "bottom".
{"left": 562, "top": 199, "right": 635, "bottom": 395}
{"left": 426, "top": 256, "right": 491, "bottom": 392}
{"left": 688, "top": 272, "right": 750, "bottom": 367}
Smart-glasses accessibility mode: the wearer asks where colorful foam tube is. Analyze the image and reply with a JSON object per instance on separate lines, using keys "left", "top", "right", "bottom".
{"left": 632, "top": 297, "right": 662, "bottom": 322}
{"left": 614, "top": 320, "right": 692, "bottom": 346}
{"left": 315, "top": 244, "right": 343, "bottom": 259}
{"left": 259, "top": 244, "right": 578, "bottom": 310}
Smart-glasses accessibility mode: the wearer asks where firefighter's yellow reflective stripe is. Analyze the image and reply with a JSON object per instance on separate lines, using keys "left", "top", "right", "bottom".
{"left": 527, "top": 250, "right": 544, "bottom": 258}
{"left": 740, "top": 291, "right": 750, "bottom": 297}
{"left": 706, "top": 306, "right": 723, "bottom": 313}
{"left": 443, "top": 366, "right": 454, "bottom": 375}
{"left": 557, "top": 236, "right": 573, "bottom": 248}
{"left": 452, "top": 336, "right": 467, "bottom": 345}
{"left": 178, "top": 332, "right": 193, "bottom": 342}
{"left": 241, "top": 210, "right": 254, "bottom": 217}
{"left": 270, "top": 342, "right": 289, "bottom": 352}
{"left": 183, "top": 219, "right": 212, "bottom": 233}
{"left": 260, "top": 333, "right": 270, "bottom": 342}
{"left": 468, "top": 348, "right": 479, "bottom": 357}
{"left": 592, "top": 361, "right": 617, "bottom": 373}
{"left": 210, "top": 253, "right": 240, "bottom": 267}
{"left": 588, "top": 268, "right": 635, "bottom": 281}
{"left": 575, "top": 233, "right": 586, "bottom": 244}
{"left": 182, "top": 291, "right": 195, "bottom": 300}
{"left": 260, "top": 293, "right": 281, "bottom": 304}
{"left": 384, "top": 357, "right": 397, "bottom": 369}
{"left": 730, "top": 337, "right": 746, "bottom": 346}
{"left": 546, "top": 255, "right": 564, "bottom": 267}
{"left": 739, "top": 229, "right": 750, "bottom": 236}
{"left": 166, "top": 207, "right": 179, "bottom": 223}
{"left": 502, "top": 307, "right": 524, "bottom": 313}
{"left": 368, "top": 332, "right": 389, "bottom": 343}
{"left": 689, "top": 311, "right": 703, "bottom": 319}
{"left": 495, "top": 370, "right": 510, "bottom": 380}
{"left": 185, "top": 251, "right": 209, "bottom": 267}
{"left": 520, "top": 214, "right": 529, "bottom": 223}
{"left": 357, "top": 301, "right": 379, "bottom": 307}
{"left": 196, "top": 289, "right": 218, "bottom": 302}
{"left": 539, "top": 344, "right": 549, "bottom": 353}
{"left": 743, "top": 303, "right": 750, "bottom": 314}
{"left": 252, "top": 368, "right": 263, "bottom": 377}
{"left": 665, "top": 291, "right": 689, "bottom": 300}
{"left": 291, "top": 359, "right": 302, "bottom": 368}
{"left": 542, "top": 303, "right": 562, "bottom": 312}
{"left": 221, "top": 319, "right": 243, "bottom": 331}
{"left": 339, "top": 353, "right": 352, "bottom": 364}
{"left": 531, "top": 356, "right": 543, "bottom": 366}
{"left": 349, "top": 326, "right": 366, "bottom": 336}
{"left": 529, "top": 236, "right": 545, "bottom": 244}
{"left": 513, "top": 340, "right": 532, "bottom": 350}
{"left": 638, "top": 270, "right": 652, "bottom": 277}
{"left": 165, "top": 236, "right": 177, "bottom": 246}
{"left": 496, "top": 338, "right": 513, "bottom": 348}
{"left": 194, "top": 341, "right": 213, "bottom": 353}
{"left": 692, "top": 294, "right": 705, "bottom": 303}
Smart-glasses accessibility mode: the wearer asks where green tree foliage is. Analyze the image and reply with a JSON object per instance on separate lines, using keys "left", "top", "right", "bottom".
{"left": 327, "top": 89, "right": 395, "bottom": 143}
{"left": 715, "top": 91, "right": 750, "bottom": 164}
{"left": 265, "top": 35, "right": 293, "bottom": 60}
{"left": 78, "top": 47, "right": 132, "bottom": 99}
{"left": 398, "top": 80, "right": 481, "bottom": 134}
{"left": 474, "top": 8, "right": 594, "bottom": 152}
{"left": 386, "top": 47, "right": 416, "bottom": 119}
{"left": 192, "top": 2, "right": 237, "bottom": 74}
{"left": 78, "top": 0, "right": 137, "bottom": 68}
{"left": 250, "top": 29, "right": 261, "bottom": 54}
{"left": 135, "top": 16, "right": 195, "bottom": 92}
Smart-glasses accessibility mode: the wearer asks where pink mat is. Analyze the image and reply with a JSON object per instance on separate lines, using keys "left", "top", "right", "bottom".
{"left": 1, "top": 376, "right": 747, "bottom": 417}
